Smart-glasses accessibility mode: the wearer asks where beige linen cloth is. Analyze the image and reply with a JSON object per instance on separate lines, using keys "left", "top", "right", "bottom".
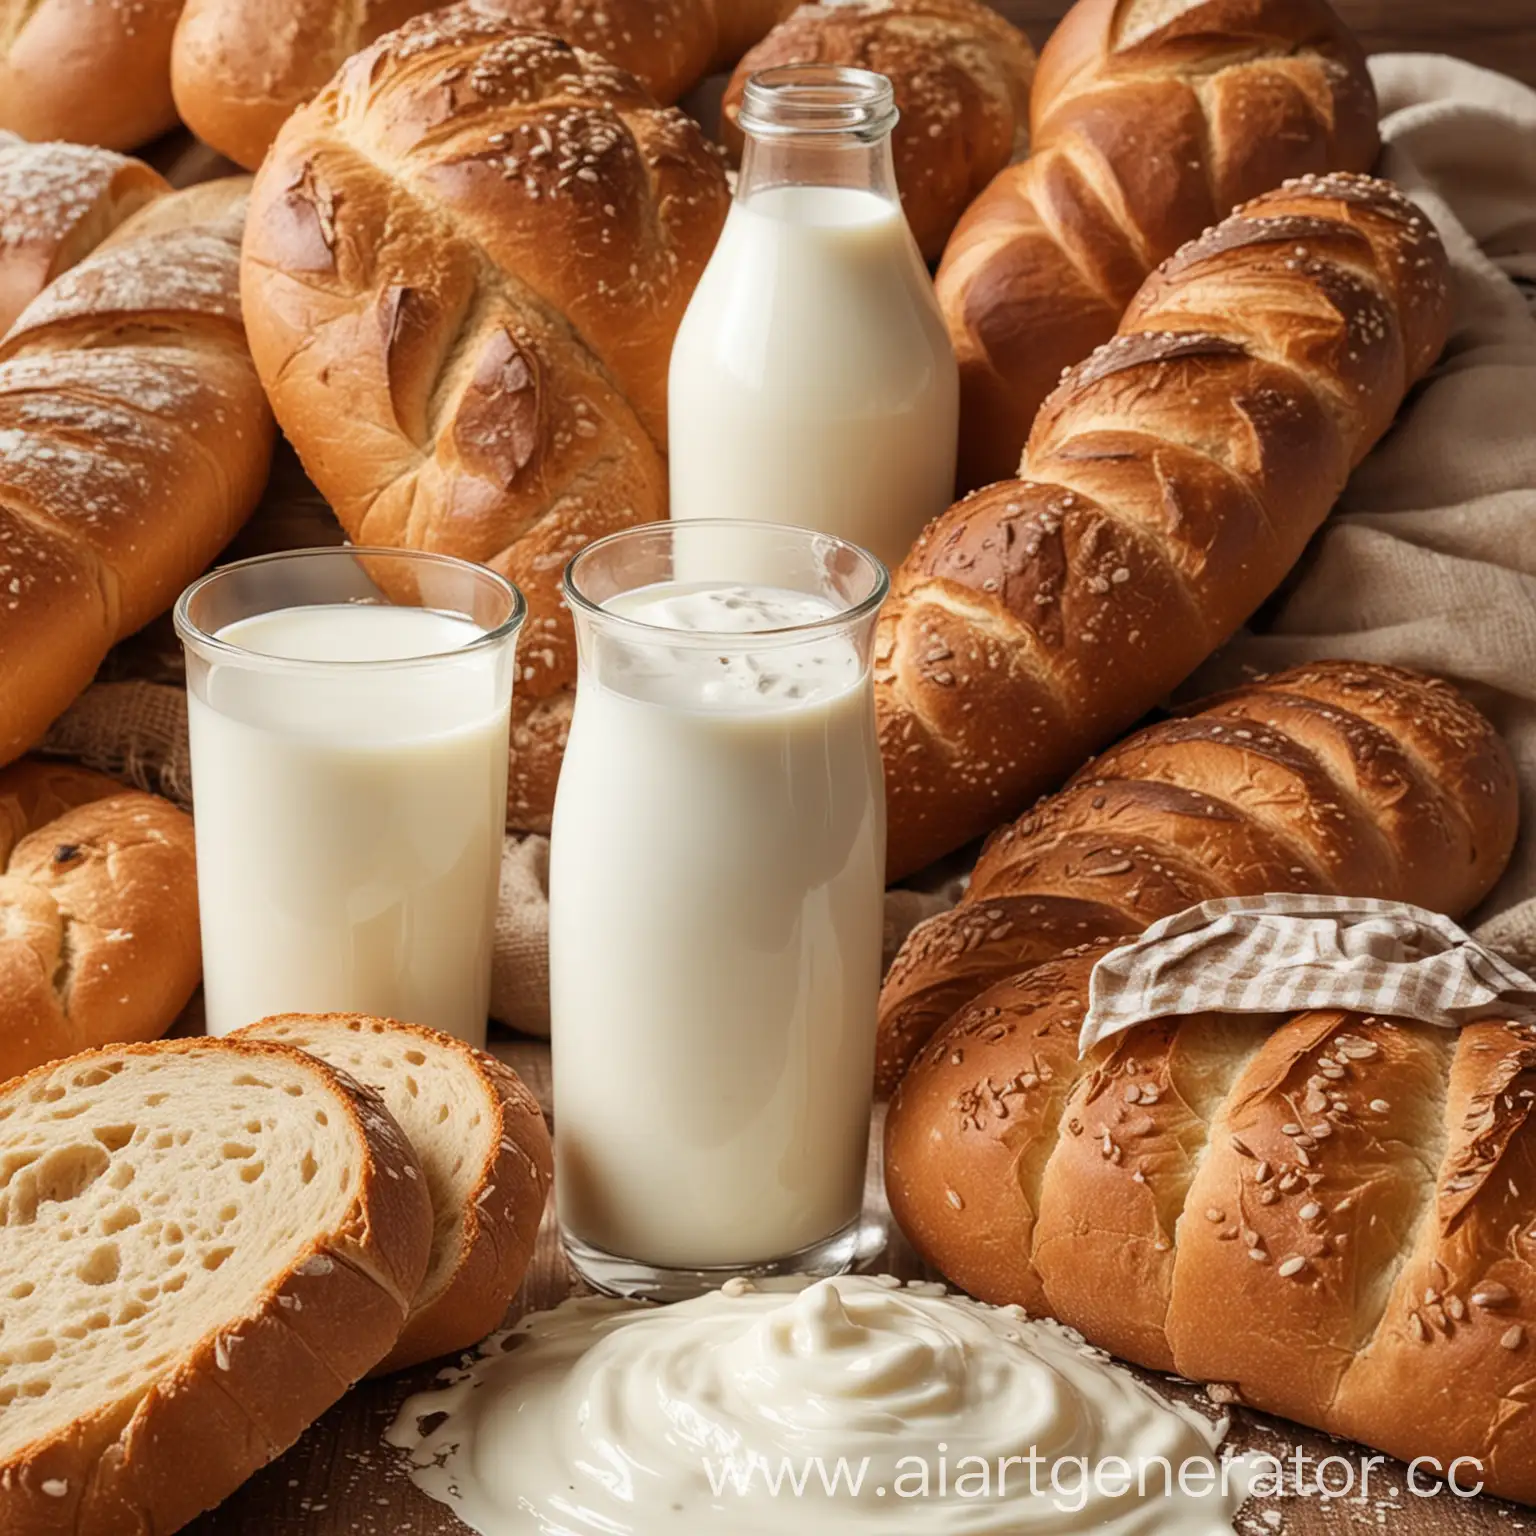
{"left": 39, "top": 54, "right": 1536, "bottom": 1032}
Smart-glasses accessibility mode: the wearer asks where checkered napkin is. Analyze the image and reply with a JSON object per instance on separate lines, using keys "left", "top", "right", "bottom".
{"left": 1079, "top": 894, "right": 1536, "bottom": 1056}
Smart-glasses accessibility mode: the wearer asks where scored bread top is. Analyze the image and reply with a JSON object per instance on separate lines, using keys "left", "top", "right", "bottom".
{"left": 241, "top": 1015, "right": 553, "bottom": 1372}
{"left": 0, "top": 1037, "right": 432, "bottom": 1532}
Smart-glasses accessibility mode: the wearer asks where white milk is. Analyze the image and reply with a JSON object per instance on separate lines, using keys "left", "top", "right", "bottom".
{"left": 549, "top": 582, "right": 885, "bottom": 1270}
{"left": 188, "top": 604, "right": 509, "bottom": 1043}
{"left": 668, "top": 185, "right": 959, "bottom": 573}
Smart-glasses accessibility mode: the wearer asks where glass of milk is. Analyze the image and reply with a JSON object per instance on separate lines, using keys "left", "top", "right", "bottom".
{"left": 175, "top": 548, "right": 523, "bottom": 1046}
{"left": 669, "top": 65, "right": 959, "bottom": 573}
{"left": 550, "top": 520, "right": 888, "bottom": 1299}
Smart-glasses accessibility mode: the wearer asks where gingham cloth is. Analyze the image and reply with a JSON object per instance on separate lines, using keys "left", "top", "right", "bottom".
{"left": 1079, "top": 895, "right": 1536, "bottom": 1056}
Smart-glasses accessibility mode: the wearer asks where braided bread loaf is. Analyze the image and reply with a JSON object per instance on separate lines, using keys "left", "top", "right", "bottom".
{"left": 174, "top": 0, "right": 797, "bottom": 171}
{"left": 241, "top": 12, "right": 729, "bottom": 831}
{"left": 879, "top": 173, "right": 1453, "bottom": 883}
{"left": 0, "top": 759, "right": 200, "bottom": 1084}
{"left": 876, "top": 660, "right": 1519, "bottom": 1094}
{"left": 721, "top": 0, "right": 1037, "bottom": 262}
{"left": 886, "top": 954, "right": 1536, "bottom": 1502}
{"left": 937, "top": 0, "right": 1380, "bottom": 490}
{"left": 0, "top": 177, "right": 274, "bottom": 768}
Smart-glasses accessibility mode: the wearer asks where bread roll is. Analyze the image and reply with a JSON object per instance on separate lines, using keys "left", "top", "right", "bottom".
{"left": 241, "top": 12, "right": 729, "bottom": 831}
{"left": 937, "top": 0, "right": 1380, "bottom": 489}
{"left": 885, "top": 965, "right": 1536, "bottom": 1503}
{"left": 0, "top": 758, "right": 201, "bottom": 1085}
{"left": 721, "top": 0, "right": 1036, "bottom": 261}
{"left": 0, "top": 0, "right": 183, "bottom": 150}
{"left": 173, "top": 0, "right": 798, "bottom": 171}
{"left": 879, "top": 174, "right": 1452, "bottom": 882}
{"left": 0, "top": 178, "right": 274, "bottom": 767}
{"left": 0, "top": 138, "right": 167, "bottom": 336}
{"left": 877, "top": 661, "right": 1519, "bottom": 1094}
{"left": 0, "top": 1037, "right": 433, "bottom": 1530}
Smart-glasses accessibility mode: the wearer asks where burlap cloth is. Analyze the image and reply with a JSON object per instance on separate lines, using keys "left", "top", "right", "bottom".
{"left": 39, "top": 54, "right": 1536, "bottom": 1033}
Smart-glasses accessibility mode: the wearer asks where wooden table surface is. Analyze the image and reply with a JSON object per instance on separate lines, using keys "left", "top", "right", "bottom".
{"left": 163, "top": 1, "right": 1535, "bottom": 1531}
{"left": 179, "top": 1035, "right": 1530, "bottom": 1536}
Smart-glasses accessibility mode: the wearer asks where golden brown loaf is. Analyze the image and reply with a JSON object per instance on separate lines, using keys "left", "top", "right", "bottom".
{"left": 0, "top": 0, "right": 184, "bottom": 150}
{"left": 242, "top": 12, "right": 730, "bottom": 831}
{"left": 721, "top": 0, "right": 1037, "bottom": 262}
{"left": 0, "top": 138, "right": 167, "bottom": 337}
{"left": 173, "top": 0, "right": 798, "bottom": 171}
{"left": 886, "top": 960, "right": 1536, "bottom": 1503}
{"left": 0, "top": 759, "right": 201, "bottom": 1085}
{"left": 0, "top": 177, "right": 274, "bottom": 768}
{"left": 876, "top": 661, "right": 1520, "bottom": 1095}
{"left": 879, "top": 174, "right": 1453, "bottom": 883}
{"left": 0, "top": 1036, "right": 434, "bottom": 1531}
{"left": 937, "top": 0, "right": 1380, "bottom": 490}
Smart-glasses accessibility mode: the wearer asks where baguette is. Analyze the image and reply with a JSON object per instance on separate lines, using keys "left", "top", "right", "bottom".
{"left": 0, "top": 178, "right": 274, "bottom": 767}
{"left": 876, "top": 661, "right": 1519, "bottom": 1094}
{"left": 721, "top": 0, "right": 1036, "bottom": 262}
{"left": 879, "top": 174, "right": 1453, "bottom": 882}
{"left": 0, "top": 138, "right": 166, "bottom": 337}
{"left": 0, "top": 1037, "right": 433, "bottom": 1532}
{"left": 936, "top": 0, "right": 1380, "bottom": 489}
{"left": 240, "top": 1015, "right": 553, "bottom": 1372}
{"left": 0, "top": 759, "right": 200, "bottom": 1086}
{"left": 885, "top": 960, "right": 1536, "bottom": 1503}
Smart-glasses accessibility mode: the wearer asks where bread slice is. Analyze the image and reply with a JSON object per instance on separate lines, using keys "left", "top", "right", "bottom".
{"left": 0, "top": 1037, "right": 432, "bottom": 1534}
{"left": 241, "top": 1015, "right": 552, "bottom": 1372}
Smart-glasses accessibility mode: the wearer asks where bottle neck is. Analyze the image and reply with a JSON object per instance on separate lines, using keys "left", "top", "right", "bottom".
{"left": 735, "top": 65, "right": 900, "bottom": 205}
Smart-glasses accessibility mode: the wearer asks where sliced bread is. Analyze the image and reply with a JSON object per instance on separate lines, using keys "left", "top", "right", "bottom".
{"left": 0, "top": 1036, "right": 432, "bottom": 1534}
{"left": 240, "top": 1015, "right": 553, "bottom": 1372}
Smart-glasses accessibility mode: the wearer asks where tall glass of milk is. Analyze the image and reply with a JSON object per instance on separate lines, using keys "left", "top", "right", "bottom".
{"left": 175, "top": 548, "right": 523, "bottom": 1046}
{"left": 550, "top": 520, "right": 888, "bottom": 1299}
{"left": 668, "top": 66, "right": 959, "bottom": 573}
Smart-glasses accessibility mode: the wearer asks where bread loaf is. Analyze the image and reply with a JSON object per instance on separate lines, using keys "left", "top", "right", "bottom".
{"left": 174, "top": 0, "right": 797, "bottom": 171}
{"left": 937, "top": 0, "right": 1380, "bottom": 489}
{"left": 0, "top": 138, "right": 167, "bottom": 337}
{"left": 0, "top": 178, "right": 274, "bottom": 768}
{"left": 885, "top": 961, "right": 1536, "bottom": 1503}
{"left": 876, "top": 661, "right": 1519, "bottom": 1094}
{"left": 0, "top": 0, "right": 183, "bottom": 150}
{"left": 0, "top": 1036, "right": 434, "bottom": 1530}
{"left": 0, "top": 758, "right": 201, "bottom": 1086}
{"left": 241, "top": 12, "right": 729, "bottom": 831}
{"left": 879, "top": 174, "right": 1452, "bottom": 882}
{"left": 240, "top": 1015, "right": 553, "bottom": 1372}
{"left": 721, "top": 0, "right": 1036, "bottom": 262}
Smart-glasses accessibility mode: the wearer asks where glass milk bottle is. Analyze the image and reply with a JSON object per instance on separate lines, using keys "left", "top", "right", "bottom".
{"left": 549, "top": 520, "right": 887, "bottom": 1300}
{"left": 668, "top": 66, "right": 959, "bottom": 573}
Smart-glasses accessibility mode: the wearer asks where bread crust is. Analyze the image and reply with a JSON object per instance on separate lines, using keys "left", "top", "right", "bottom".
{"left": 876, "top": 660, "right": 1518, "bottom": 1094}
{"left": 887, "top": 980, "right": 1536, "bottom": 1502}
{"left": 0, "top": 0, "right": 184, "bottom": 150}
{"left": 936, "top": 0, "right": 1381, "bottom": 489}
{"left": 0, "top": 1037, "right": 433, "bottom": 1534}
{"left": 882, "top": 177, "right": 1455, "bottom": 881}
{"left": 721, "top": 0, "right": 1037, "bottom": 261}
{"left": 0, "top": 179, "right": 274, "bottom": 768}
{"left": 0, "top": 141, "right": 167, "bottom": 337}
{"left": 0, "top": 760, "right": 201, "bottom": 1086}
{"left": 241, "top": 1015, "right": 554, "bottom": 1372}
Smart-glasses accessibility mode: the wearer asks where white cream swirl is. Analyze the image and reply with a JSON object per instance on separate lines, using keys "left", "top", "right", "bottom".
{"left": 387, "top": 1276, "right": 1251, "bottom": 1534}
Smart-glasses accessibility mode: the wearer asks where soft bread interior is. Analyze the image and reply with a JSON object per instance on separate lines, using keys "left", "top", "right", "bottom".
{"left": 0, "top": 1046, "right": 367, "bottom": 1459}
{"left": 242, "top": 1018, "right": 494, "bottom": 1311}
